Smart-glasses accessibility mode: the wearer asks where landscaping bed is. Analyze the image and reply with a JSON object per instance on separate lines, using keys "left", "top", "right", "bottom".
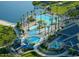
{"left": 21, "top": 51, "right": 41, "bottom": 57}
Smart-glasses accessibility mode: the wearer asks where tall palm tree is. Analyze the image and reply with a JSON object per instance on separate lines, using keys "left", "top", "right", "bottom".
{"left": 33, "top": 8, "right": 37, "bottom": 25}
{"left": 55, "top": 17, "right": 57, "bottom": 32}
{"left": 50, "top": 15, "right": 53, "bottom": 32}
{"left": 44, "top": 9, "right": 48, "bottom": 35}
{"left": 34, "top": 6, "right": 38, "bottom": 25}
{"left": 43, "top": 22, "right": 47, "bottom": 35}
{"left": 55, "top": 5, "right": 59, "bottom": 31}
{"left": 47, "top": 26, "right": 50, "bottom": 36}
{"left": 22, "top": 14, "right": 25, "bottom": 27}
{"left": 38, "top": 21, "right": 41, "bottom": 34}
{"left": 20, "top": 17, "right": 22, "bottom": 27}
{"left": 31, "top": 10, "right": 33, "bottom": 16}
{"left": 34, "top": 12, "right": 37, "bottom": 25}
{"left": 38, "top": 11, "right": 42, "bottom": 34}
{"left": 58, "top": 15, "right": 60, "bottom": 30}
{"left": 27, "top": 11, "right": 29, "bottom": 31}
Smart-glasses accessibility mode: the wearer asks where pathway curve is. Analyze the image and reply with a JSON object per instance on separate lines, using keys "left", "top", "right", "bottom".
{"left": 34, "top": 45, "right": 68, "bottom": 57}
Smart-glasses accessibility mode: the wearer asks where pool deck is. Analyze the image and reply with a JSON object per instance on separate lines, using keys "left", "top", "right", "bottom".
{"left": 22, "top": 21, "right": 37, "bottom": 30}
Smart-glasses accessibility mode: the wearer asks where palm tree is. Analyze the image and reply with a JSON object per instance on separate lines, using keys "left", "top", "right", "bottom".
{"left": 30, "top": 10, "right": 32, "bottom": 16}
{"left": 50, "top": 15, "right": 53, "bottom": 32}
{"left": 38, "top": 10, "right": 43, "bottom": 34}
{"left": 34, "top": 13, "right": 37, "bottom": 25}
{"left": 43, "top": 23, "right": 47, "bottom": 35}
{"left": 55, "top": 17, "right": 57, "bottom": 32}
{"left": 47, "top": 26, "right": 50, "bottom": 36}
{"left": 38, "top": 21, "right": 41, "bottom": 34}
{"left": 56, "top": 5, "right": 60, "bottom": 31}
{"left": 20, "top": 17, "right": 22, "bottom": 27}
{"left": 22, "top": 14, "right": 25, "bottom": 28}
{"left": 57, "top": 15, "right": 60, "bottom": 31}
{"left": 27, "top": 11, "right": 29, "bottom": 31}
{"left": 33, "top": 9, "right": 37, "bottom": 25}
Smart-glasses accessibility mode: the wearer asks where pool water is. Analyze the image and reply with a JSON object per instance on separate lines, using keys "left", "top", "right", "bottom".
{"left": 28, "top": 26, "right": 49, "bottom": 35}
{"left": 49, "top": 41, "right": 63, "bottom": 49}
{"left": 35, "top": 14, "right": 61, "bottom": 26}
{"left": 25, "top": 36, "right": 40, "bottom": 44}
{"left": 25, "top": 14, "right": 62, "bottom": 46}
{"left": 28, "top": 30, "right": 39, "bottom": 35}
{"left": 28, "top": 14, "right": 61, "bottom": 35}
{"left": 29, "top": 25, "right": 38, "bottom": 30}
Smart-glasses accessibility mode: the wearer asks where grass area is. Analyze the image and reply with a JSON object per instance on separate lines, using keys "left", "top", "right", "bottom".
{"left": 21, "top": 51, "right": 41, "bottom": 57}
{"left": 51, "top": 1, "right": 79, "bottom": 15}
{"left": 0, "top": 54, "right": 14, "bottom": 57}
{"left": 0, "top": 25, "right": 16, "bottom": 47}
{"left": 33, "top": 1, "right": 79, "bottom": 15}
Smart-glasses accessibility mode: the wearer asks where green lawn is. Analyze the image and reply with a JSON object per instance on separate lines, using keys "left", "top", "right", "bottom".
{"left": 50, "top": 1, "right": 79, "bottom": 15}
{"left": 0, "top": 54, "right": 14, "bottom": 57}
{"left": 33, "top": 1, "right": 79, "bottom": 15}
{"left": 0, "top": 25, "right": 16, "bottom": 47}
{"left": 21, "top": 51, "right": 41, "bottom": 57}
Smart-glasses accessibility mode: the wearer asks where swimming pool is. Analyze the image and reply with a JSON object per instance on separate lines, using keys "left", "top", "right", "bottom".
{"left": 28, "top": 26, "right": 49, "bottom": 35}
{"left": 35, "top": 14, "right": 61, "bottom": 26}
{"left": 29, "top": 25, "right": 38, "bottom": 30}
{"left": 24, "top": 36, "right": 40, "bottom": 44}
{"left": 28, "top": 14, "right": 61, "bottom": 35}
{"left": 28, "top": 29, "right": 39, "bottom": 35}
{"left": 48, "top": 41, "right": 63, "bottom": 49}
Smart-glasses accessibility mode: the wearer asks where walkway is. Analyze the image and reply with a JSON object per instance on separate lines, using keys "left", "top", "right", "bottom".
{"left": 34, "top": 46, "right": 68, "bottom": 57}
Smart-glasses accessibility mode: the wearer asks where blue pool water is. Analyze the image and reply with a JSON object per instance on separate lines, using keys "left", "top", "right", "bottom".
{"left": 35, "top": 14, "right": 61, "bottom": 25}
{"left": 28, "top": 26, "right": 49, "bottom": 35}
{"left": 29, "top": 25, "right": 38, "bottom": 30}
{"left": 36, "top": 14, "right": 51, "bottom": 25}
{"left": 28, "top": 30, "right": 39, "bottom": 35}
{"left": 25, "top": 36, "right": 40, "bottom": 44}
{"left": 49, "top": 41, "right": 62, "bottom": 49}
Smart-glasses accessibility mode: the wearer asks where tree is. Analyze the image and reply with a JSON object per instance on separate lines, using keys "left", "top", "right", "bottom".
{"left": 33, "top": 8, "right": 37, "bottom": 25}
{"left": 31, "top": 10, "right": 33, "bottom": 16}
{"left": 55, "top": 17, "right": 57, "bottom": 32}
{"left": 27, "top": 11, "right": 30, "bottom": 31}
{"left": 43, "top": 23, "right": 47, "bottom": 35}
{"left": 68, "top": 48, "right": 77, "bottom": 56}
{"left": 47, "top": 26, "right": 50, "bottom": 35}
{"left": 50, "top": 16, "right": 53, "bottom": 32}
{"left": 20, "top": 14, "right": 25, "bottom": 30}
{"left": 16, "top": 22, "right": 21, "bottom": 29}
{"left": 32, "top": 1, "right": 41, "bottom": 6}
{"left": 38, "top": 21, "right": 41, "bottom": 34}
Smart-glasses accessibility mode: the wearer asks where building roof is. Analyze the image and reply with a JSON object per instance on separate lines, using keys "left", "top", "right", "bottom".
{"left": 58, "top": 24, "right": 79, "bottom": 36}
